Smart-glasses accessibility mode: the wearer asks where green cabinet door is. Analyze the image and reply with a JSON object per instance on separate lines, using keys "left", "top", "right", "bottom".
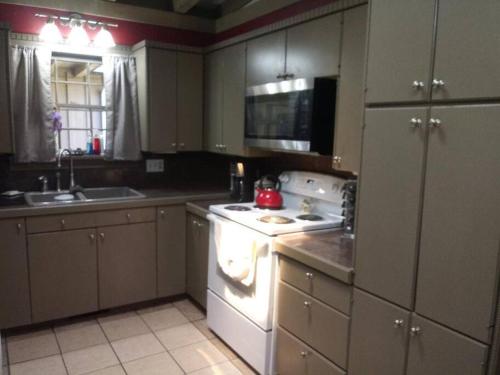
{"left": 186, "top": 214, "right": 209, "bottom": 308}
{"left": 365, "top": 0, "right": 435, "bottom": 104}
{"left": 246, "top": 31, "right": 286, "bottom": 86}
{"left": 355, "top": 107, "right": 427, "bottom": 308}
{"left": 416, "top": 105, "right": 500, "bottom": 342}
{"left": 204, "top": 50, "right": 224, "bottom": 152}
{"left": 349, "top": 289, "right": 410, "bottom": 375}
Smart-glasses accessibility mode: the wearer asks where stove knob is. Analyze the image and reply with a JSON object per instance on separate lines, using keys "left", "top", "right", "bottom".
{"left": 279, "top": 173, "right": 290, "bottom": 184}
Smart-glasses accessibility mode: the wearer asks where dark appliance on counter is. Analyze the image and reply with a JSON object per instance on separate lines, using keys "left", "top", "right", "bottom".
{"left": 244, "top": 77, "right": 337, "bottom": 155}
{"left": 342, "top": 179, "right": 357, "bottom": 238}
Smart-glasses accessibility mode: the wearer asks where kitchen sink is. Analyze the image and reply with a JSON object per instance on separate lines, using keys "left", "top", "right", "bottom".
{"left": 25, "top": 187, "right": 145, "bottom": 207}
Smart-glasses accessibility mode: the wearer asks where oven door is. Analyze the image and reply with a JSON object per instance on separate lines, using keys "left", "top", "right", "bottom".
{"left": 244, "top": 78, "right": 315, "bottom": 152}
{"left": 207, "top": 214, "right": 276, "bottom": 331}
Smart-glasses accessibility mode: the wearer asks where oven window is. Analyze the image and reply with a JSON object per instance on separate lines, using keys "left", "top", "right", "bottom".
{"left": 245, "top": 90, "right": 313, "bottom": 140}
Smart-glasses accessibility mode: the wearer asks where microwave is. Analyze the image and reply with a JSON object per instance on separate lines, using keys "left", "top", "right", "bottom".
{"left": 244, "top": 77, "right": 337, "bottom": 155}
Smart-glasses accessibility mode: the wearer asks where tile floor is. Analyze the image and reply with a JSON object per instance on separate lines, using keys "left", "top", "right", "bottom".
{"left": 2, "top": 299, "right": 256, "bottom": 375}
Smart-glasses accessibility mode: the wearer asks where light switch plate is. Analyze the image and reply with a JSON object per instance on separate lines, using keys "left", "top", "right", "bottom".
{"left": 146, "top": 159, "right": 164, "bottom": 173}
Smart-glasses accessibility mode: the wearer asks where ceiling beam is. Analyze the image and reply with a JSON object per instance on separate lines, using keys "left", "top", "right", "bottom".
{"left": 172, "top": 0, "right": 200, "bottom": 13}
{"left": 220, "top": 0, "right": 253, "bottom": 16}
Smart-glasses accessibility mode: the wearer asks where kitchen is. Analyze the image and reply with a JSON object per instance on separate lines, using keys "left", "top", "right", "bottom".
{"left": 0, "top": 0, "right": 499, "bottom": 374}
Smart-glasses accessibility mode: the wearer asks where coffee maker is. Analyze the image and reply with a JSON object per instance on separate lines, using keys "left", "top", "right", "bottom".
{"left": 230, "top": 162, "right": 246, "bottom": 202}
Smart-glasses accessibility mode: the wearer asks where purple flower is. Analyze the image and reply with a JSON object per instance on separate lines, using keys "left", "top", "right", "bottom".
{"left": 51, "top": 109, "right": 62, "bottom": 132}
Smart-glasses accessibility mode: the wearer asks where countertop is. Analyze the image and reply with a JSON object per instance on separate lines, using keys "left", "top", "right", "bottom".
{"left": 0, "top": 188, "right": 230, "bottom": 219}
{"left": 186, "top": 198, "right": 241, "bottom": 218}
{"left": 275, "top": 229, "right": 354, "bottom": 284}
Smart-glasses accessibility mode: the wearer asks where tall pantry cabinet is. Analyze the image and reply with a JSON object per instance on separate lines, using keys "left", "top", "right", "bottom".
{"left": 352, "top": 0, "right": 500, "bottom": 374}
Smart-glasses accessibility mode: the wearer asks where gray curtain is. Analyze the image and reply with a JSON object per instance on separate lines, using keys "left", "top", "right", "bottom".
{"left": 103, "top": 56, "right": 141, "bottom": 160}
{"left": 11, "top": 46, "right": 54, "bottom": 162}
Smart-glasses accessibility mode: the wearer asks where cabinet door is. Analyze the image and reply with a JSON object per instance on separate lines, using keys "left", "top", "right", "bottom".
{"left": 148, "top": 48, "right": 177, "bottom": 153}
{"left": 98, "top": 223, "right": 157, "bottom": 309}
{"left": 333, "top": 5, "right": 368, "bottom": 173}
{"left": 246, "top": 31, "right": 286, "bottom": 86}
{"left": 432, "top": 0, "right": 500, "bottom": 101}
{"left": 416, "top": 105, "right": 500, "bottom": 342}
{"left": 0, "top": 27, "right": 12, "bottom": 153}
{"left": 157, "top": 205, "right": 186, "bottom": 297}
{"left": 355, "top": 107, "right": 426, "bottom": 308}
{"left": 186, "top": 214, "right": 209, "bottom": 308}
{"left": 177, "top": 52, "right": 203, "bottom": 151}
{"left": 406, "top": 314, "right": 488, "bottom": 375}
{"left": 204, "top": 51, "right": 223, "bottom": 152}
{"left": 29, "top": 229, "right": 98, "bottom": 323}
{"left": 365, "top": 0, "right": 435, "bottom": 104}
{"left": 286, "top": 13, "right": 341, "bottom": 78}
{"left": 0, "top": 219, "right": 30, "bottom": 329}
{"left": 348, "top": 289, "right": 410, "bottom": 375}
{"left": 222, "top": 43, "right": 246, "bottom": 156}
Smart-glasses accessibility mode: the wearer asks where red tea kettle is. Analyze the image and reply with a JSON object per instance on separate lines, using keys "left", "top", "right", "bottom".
{"left": 255, "top": 175, "right": 283, "bottom": 209}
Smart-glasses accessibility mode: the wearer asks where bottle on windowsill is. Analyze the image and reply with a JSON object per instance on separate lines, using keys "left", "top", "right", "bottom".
{"left": 93, "top": 133, "right": 101, "bottom": 155}
{"left": 86, "top": 133, "right": 93, "bottom": 155}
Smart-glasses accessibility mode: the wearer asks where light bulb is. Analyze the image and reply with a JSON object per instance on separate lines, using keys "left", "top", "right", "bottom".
{"left": 94, "top": 26, "right": 116, "bottom": 48}
{"left": 68, "top": 22, "right": 90, "bottom": 46}
{"left": 39, "top": 19, "right": 62, "bottom": 43}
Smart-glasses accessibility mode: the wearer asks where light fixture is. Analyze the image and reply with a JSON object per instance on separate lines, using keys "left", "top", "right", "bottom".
{"left": 68, "top": 20, "right": 90, "bottom": 46}
{"left": 39, "top": 18, "right": 63, "bottom": 43}
{"left": 94, "top": 26, "right": 116, "bottom": 48}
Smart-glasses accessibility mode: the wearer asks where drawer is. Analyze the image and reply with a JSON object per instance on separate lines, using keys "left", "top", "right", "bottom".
{"left": 94, "top": 207, "right": 156, "bottom": 226}
{"left": 27, "top": 212, "right": 96, "bottom": 233}
{"left": 280, "top": 256, "right": 351, "bottom": 314}
{"left": 278, "top": 282, "right": 349, "bottom": 368}
{"left": 276, "top": 327, "right": 345, "bottom": 375}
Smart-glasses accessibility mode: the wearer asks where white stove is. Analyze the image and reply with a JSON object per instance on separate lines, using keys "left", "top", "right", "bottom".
{"left": 206, "top": 171, "right": 346, "bottom": 374}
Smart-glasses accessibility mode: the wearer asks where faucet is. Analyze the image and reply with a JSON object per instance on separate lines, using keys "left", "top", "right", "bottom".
{"left": 38, "top": 175, "right": 48, "bottom": 192}
{"left": 57, "top": 148, "right": 76, "bottom": 191}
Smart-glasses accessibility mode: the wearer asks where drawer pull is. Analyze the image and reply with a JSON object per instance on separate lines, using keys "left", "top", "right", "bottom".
{"left": 126, "top": 213, "right": 131, "bottom": 221}
{"left": 305, "top": 272, "right": 314, "bottom": 280}
{"left": 303, "top": 301, "right": 312, "bottom": 308}
{"left": 61, "top": 219, "right": 66, "bottom": 228}
{"left": 410, "top": 326, "right": 422, "bottom": 336}
{"left": 160, "top": 210, "right": 165, "bottom": 217}
{"left": 393, "top": 319, "right": 404, "bottom": 328}
{"left": 99, "top": 232, "right": 105, "bottom": 241}
{"left": 89, "top": 233, "right": 95, "bottom": 241}
{"left": 300, "top": 351, "right": 309, "bottom": 358}
{"left": 17, "top": 223, "right": 22, "bottom": 233}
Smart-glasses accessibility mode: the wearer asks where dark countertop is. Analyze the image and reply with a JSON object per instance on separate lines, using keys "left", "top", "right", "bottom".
{"left": 275, "top": 229, "right": 354, "bottom": 284}
{"left": 185, "top": 198, "right": 243, "bottom": 218}
{"left": 0, "top": 188, "right": 231, "bottom": 219}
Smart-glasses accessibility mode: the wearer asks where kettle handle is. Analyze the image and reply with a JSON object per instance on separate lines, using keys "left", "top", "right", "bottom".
{"left": 259, "top": 175, "right": 281, "bottom": 191}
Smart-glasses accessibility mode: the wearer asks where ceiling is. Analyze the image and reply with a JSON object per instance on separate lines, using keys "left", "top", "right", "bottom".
{"left": 108, "top": 0, "right": 255, "bottom": 19}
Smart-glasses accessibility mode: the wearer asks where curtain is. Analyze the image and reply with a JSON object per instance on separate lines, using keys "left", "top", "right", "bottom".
{"left": 103, "top": 56, "right": 141, "bottom": 160}
{"left": 11, "top": 46, "right": 54, "bottom": 162}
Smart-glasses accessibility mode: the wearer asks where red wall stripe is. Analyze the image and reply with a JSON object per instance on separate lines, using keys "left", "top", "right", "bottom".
{"left": 0, "top": 0, "right": 338, "bottom": 47}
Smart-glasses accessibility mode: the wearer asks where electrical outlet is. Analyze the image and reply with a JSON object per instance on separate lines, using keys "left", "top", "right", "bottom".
{"left": 146, "top": 159, "right": 164, "bottom": 173}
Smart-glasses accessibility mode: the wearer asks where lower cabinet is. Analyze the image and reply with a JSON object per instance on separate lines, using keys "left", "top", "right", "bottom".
{"left": 98, "top": 222, "right": 157, "bottom": 309}
{"left": 349, "top": 288, "right": 489, "bottom": 375}
{"left": 276, "top": 327, "right": 345, "bottom": 375}
{"left": 157, "top": 205, "right": 186, "bottom": 297}
{"left": 28, "top": 229, "right": 98, "bottom": 323}
{"left": 0, "top": 219, "right": 31, "bottom": 329}
{"left": 186, "top": 213, "right": 209, "bottom": 308}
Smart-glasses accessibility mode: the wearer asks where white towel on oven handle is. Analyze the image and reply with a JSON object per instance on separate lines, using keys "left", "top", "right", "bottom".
{"left": 213, "top": 216, "right": 261, "bottom": 287}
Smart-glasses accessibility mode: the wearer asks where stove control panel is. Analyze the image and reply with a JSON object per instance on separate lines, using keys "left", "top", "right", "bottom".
{"left": 279, "top": 171, "right": 345, "bottom": 203}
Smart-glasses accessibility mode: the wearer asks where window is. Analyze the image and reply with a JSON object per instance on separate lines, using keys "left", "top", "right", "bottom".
{"left": 50, "top": 54, "right": 106, "bottom": 153}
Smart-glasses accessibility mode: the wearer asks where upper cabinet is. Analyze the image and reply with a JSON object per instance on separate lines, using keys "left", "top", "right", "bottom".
{"left": 366, "top": 0, "right": 500, "bottom": 104}
{"left": 286, "top": 13, "right": 342, "bottom": 79}
{"left": 133, "top": 43, "right": 203, "bottom": 153}
{"left": 246, "top": 31, "right": 286, "bottom": 86}
{"left": 246, "top": 13, "right": 342, "bottom": 86}
{"left": 0, "top": 26, "right": 12, "bottom": 153}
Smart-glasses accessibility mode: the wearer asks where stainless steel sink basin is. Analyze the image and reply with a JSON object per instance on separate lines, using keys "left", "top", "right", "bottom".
{"left": 25, "top": 191, "right": 86, "bottom": 206}
{"left": 25, "top": 187, "right": 145, "bottom": 206}
{"left": 81, "top": 187, "right": 146, "bottom": 201}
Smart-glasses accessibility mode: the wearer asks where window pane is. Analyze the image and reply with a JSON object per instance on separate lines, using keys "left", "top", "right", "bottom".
{"left": 69, "top": 130, "right": 88, "bottom": 151}
{"left": 57, "top": 61, "right": 88, "bottom": 83}
{"left": 90, "top": 86, "right": 104, "bottom": 106}
{"left": 66, "top": 83, "right": 88, "bottom": 105}
{"left": 62, "top": 110, "right": 90, "bottom": 130}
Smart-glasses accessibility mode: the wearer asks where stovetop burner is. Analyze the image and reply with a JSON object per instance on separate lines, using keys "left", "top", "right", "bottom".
{"left": 224, "top": 205, "right": 252, "bottom": 211}
{"left": 296, "top": 214, "right": 324, "bottom": 221}
{"left": 258, "top": 215, "right": 295, "bottom": 224}
{"left": 254, "top": 205, "right": 284, "bottom": 211}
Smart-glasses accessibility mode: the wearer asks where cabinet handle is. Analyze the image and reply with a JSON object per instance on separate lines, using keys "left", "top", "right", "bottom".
{"left": 197, "top": 222, "right": 204, "bottom": 228}
{"left": 333, "top": 156, "right": 342, "bottom": 165}
{"left": 193, "top": 219, "right": 198, "bottom": 226}
{"left": 431, "top": 79, "right": 445, "bottom": 88}
{"left": 393, "top": 319, "right": 404, "bottom": 328}
{"left": 303, "top": 301, "right": 312, "bottom": 308}
{"left": 179, "top": 143, "right": 185, "bottom": 148}
{"left": 410, "top": 118, "right": 423, "bottom": 128}
{"left": 126, "top": 213, "right": 131, "bottom": 221}
{"left": 305, "top": 272, "right": 314, "bottom": 280}
{"left": 61, "top": 219, "right": 65, "bottom": 228}
{"left": 99, "top": 232, "right": 105, "bottom": 240}
{"left": 16, "top": 223, "right": 22, "bottom": 233}
{"left": 428, "top": 118, "right": 442, "bottom": 128}
{"left": 412, "top": 80, "right": 425, "bottom": 89}
{"left": 171, "top": 142, "right": 177, "bottom": 148}
{"left": 89, "top": 233, "right": 95, "bottom": 241}
{"left": 160, "top": 210, "right": 165, "bottom": 217}
{"left": 300, "top": 351, "right": 309, "bottom": 358}
{"left": 410, "top": 326, "right": 422, "bottom": 336}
